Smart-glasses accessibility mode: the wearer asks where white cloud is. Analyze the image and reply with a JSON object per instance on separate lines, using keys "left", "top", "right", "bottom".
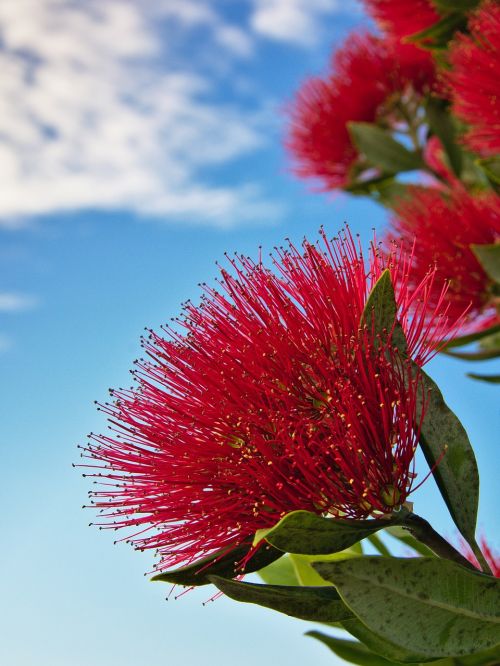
{"left": 0, "top": 0, "right": 281, "bottom": 228}
{"left": 0, "top": 292, "right": 37, "bottom": 312}
{"left": 249, "top": 0, "right": 353, "bottom": 47}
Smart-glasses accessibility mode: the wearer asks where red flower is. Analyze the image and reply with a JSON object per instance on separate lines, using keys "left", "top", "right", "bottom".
{"left": 460, "top": 537, "right": 500, "bottom": 578}
{"left": 362, "top": 0, "right": 440, "bottom": 40}
{"left": 287, "top": 32, "right": 435, "bottom": 190}
{"left": 83, "top": 230, "right": 458, "bottom": 571}
{"left": 446, "top": 1, "right": 500, "bottom": 157}
{"left": 389, "top": 186, "right": 500, "bottom": 332}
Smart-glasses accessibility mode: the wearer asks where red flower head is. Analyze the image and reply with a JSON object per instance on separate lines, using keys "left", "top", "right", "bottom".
{"left": 362, "top": 0, "right": 440, "bottom": 40}
{"left": 287, "top": 32, "right": 435, "bottom": 191}
{"left": 389, "top": 186, "right": 500, "bottom": 332}
{"left": 446, "top": 1, "right": 500, "bottom": 157}
{"left": 83, "top": 230, "right": 459, "bottom": 572}
{"left": 460, "top": 537, "right": 500, "bottom": 578}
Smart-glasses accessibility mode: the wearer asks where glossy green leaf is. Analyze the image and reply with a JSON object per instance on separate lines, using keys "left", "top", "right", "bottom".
{"left": 314, "top": 557, "right": 500, "bottom": 660}
{"left": 348, "top": 123, "right": 423, "bottom": 174}
{"left": 408, "top": 13, "right": 466, "bottom": 49}
{"left": 425, "top": 96, "right": 462, "bottom": 176}
{"left": 258, "top": 554, "right": 300, "bottom": 586}
{"left": 472, "top": 243, "right": 500, "bottom": 284}
{"left": 467, "top": 372, "right": 500, "bottom": 384}
{"left": 416, "top": 367, "right": 479, "bottom": 543}
{"left": 151, "top": 540, "right": 282, "bottom": 586}
{"left": 209, "top": 576, "right": 354, "bottom": 623}
{"left": 360, "top": 269, "right": 408, "bottom": 352}
{"left": 306, "top": 631, "right": 401, "bottom": 666}
{"left": 257, "top": 510, "right": 403, "bottom": 556}
{"left": 443, "top": 323, "right": 500, "bottom": 349}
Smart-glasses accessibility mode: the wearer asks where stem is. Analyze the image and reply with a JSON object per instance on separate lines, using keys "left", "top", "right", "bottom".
{"left": 401, "top": 513, "right": 478, "bottom": 572}
{"left": 470, "top": 538, "right": 494, "bottom": 576}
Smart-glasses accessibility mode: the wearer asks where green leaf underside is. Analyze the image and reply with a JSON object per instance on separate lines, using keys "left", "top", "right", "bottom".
{"left": 348, "top": 123, "right": 423, "bottom": 174}
{"left": 471, "top": 244, "right": 500, "bottom": 285}
{"left": 362, "top": 268, "right": 479, "bottom": 543}
{"left": 467, "top": 373, "right": 500, "bottom": 384}
{"left": 444, "top": 323, "right": 500, "bottom": 349}
{"left": 443, "top": 347, "right": 500, "bottom": 361}
{"left": 385, "top": 526, "right": 436, "bottom": 558}
{"left": 208, "top": 576, "right": 354, "bottom": 623}
{"left": 258, "top": 554, "right": 300, "bottom": 586}
{"left": 306, "top": 631, "right": 400, "bottom": 666}
{"left": 151, "top": 540, "right": 282, "bottom": 586}
{"left": 258, "top": 510, "right": 402, "bottom": 555}
{"left": 314, "top": 557, "right": 500, "bottom": 660}
{"left": 432, "top": 0, "right": 480, "bottom": 10}
{"left": 425, "top": 96, "right": 462, "bottom": 177}
{"left": 343, "top": 618, "right": 431, "bottom": 664}
{"left": 416, "top": 367, "right": 479, "bottom": 542}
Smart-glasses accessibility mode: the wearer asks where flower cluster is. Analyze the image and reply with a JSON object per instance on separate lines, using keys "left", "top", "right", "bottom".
{"left": 362, "top": 0, "right": 440, "bottom": 40}
{"left": 446, "top": 1, "right": 500, "bottom": 157}
{"left": 388, "top": 186, "right": 500, "bottom": 332}
{"left": 83, "top": 231, "right": 455, "bottom": 571}
{"left": 287, "top": 33, "right": 434, "bottom": 190}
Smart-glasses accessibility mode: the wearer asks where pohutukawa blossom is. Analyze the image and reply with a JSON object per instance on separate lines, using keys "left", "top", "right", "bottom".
{"left": 389, "top": 186, "right": 500, "bottom": 331}
{"left": 287, "top": 32, "right": 435, "bottom": 191}
{"left": 82, "top": 230, "right": 458, "bottom": 572}
{"left": 362, "top": 0, "right": 440, "bottom": 40}
{"left": 446, "top": 1, "right": 500, "bottom": 157}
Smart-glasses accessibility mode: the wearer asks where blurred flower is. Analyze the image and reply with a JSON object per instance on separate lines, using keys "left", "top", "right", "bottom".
{"left": 389, "top": 186, "right": 500, "bottom": 332}
{"left": 460, "top": 537, "right": 500, "bottom": 577}
{"left": 423, "top": 136, "right": 459, "bottom": 186}
{"left": 362, "top": 0, "right": 440, "bottom": 40}
{"left": 286, "top": 32, "right": 435, "bottom": 190}
{"left": 83, "top": 230, "right": 458, "bottom": 571}
{"left": 446, "top": 1, "right": 500, "bottom": 157}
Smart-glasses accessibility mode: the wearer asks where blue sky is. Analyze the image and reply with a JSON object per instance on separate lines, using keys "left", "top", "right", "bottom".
{"left": 0, "top": 2, "right": 498, "bottom": 666}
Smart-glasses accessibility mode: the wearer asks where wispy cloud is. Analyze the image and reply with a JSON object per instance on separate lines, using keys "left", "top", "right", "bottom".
{"left": 0, "top": 0, "right": 276, "bottom": 228}
{"left": 0, "top": 292, "right": 37, "bottom": 312}
{"left": 249, "top": 0, "right": 356, "bottom": 47}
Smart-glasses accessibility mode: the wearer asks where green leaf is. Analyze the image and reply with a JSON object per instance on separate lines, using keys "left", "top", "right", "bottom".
{"left": 385, "top": 526, "right": 436, "bottom": 558}
{"left": 479, "top": 330, "right": 500, "bottom": 352}
{"left": 151, "top": 540, "right": 282, "bottom": 586}
{"left": 477, "top": 156, "right": 500, "bottom": 186}
{"left": 417, "top": 367, "right": 479, "bottom": 543}
{"left": 360, "top": 269, "right": 408, "bottom": 353}
{"left": 306, "top": 631, "right": 401, "bottom": 666}
{"left": 443, "top": 323, "right": 500, "bottom": 349}
{"left": 407, "top": 13, "right": 467, "bottom": 49}
{"left": 342, "top": 617, "right": 429, "bottom": 663}
{"left": 257, "top": 510, "right": 403, "bottom": 556}
{"left": 425, "top": 96, "right": 462, "bottom": 177}
{"left": 467, "top": 372, "right": 500, "bottom": 384}
{"left": 348, "top": 123, "right": 423, "bottom": 174}
{"left": 443, "top": 347, "right": 500, "bottom": 361}
{"left": 432, "top": 0, "right": 480, "bottom": 11}
{"left": 471, "top": 243, "right": 500, "bottom": 284}
{"left": 208, "top": 576, "right": 355, "bottom": 623}
{"left": 314, "top": 557, "right": 500, "bottom": 660}
{"left": 258, "top": 554, "right": 300, "bottom": 586}
{"left": 291, "top": 548, "right": 362, "bottom": 587}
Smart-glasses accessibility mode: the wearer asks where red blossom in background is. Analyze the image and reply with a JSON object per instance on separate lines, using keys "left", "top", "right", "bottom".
{"left": 362, "top": 0, "right": 440, "bottom": 40}
{"left": 82, "top": 231, "right": 458, "bottom": 571}
{"left": 389, "top": 187, "right": 500, "bottom": 332}
{"left": 446, "top": 1, "right": 500, "bottom": 157}
{"left": 286, "top": 32, "right": 435, "bottom": 190}
{"left": 460, "top": 537, "right": 500, "bottom": 578}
